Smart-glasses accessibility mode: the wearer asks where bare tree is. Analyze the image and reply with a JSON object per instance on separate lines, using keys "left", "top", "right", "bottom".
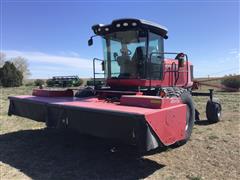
{"left": 11, "top": 56, "right": 31, "bottom": 79}
{"left": 0, "top": 52, "right": 6, "bottom": 67}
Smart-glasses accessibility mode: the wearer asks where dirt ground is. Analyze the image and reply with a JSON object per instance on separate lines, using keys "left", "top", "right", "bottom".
{"left": 0, "top": 86, "right": 239, "bottom": 180}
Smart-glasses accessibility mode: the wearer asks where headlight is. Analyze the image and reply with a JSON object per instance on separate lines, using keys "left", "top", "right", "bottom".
{"left": 132, "top": 22, "right": 137, "bottom": 26}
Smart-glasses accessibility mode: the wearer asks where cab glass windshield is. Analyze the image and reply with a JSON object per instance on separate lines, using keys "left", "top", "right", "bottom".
{"left": 102, "top": 30, "right": 147, "bottom": 79}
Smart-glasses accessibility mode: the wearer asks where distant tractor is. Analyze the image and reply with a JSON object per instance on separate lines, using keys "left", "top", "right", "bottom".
{"left": 46, "top": 76, "right": 81, "bottom": 87}
{"left": 8, "top": 19, "right": 222, "bottom": 153}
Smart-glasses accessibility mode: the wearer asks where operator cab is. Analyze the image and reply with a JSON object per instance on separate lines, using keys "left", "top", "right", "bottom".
{"left": 89, "top": 18, "right": 191, "bottom": 89}
{"left": 91, "top": 18, "right": 168, "bottom": 81}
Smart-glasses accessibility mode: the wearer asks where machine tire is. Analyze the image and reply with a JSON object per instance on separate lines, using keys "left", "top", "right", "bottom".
{"left": 206, "top": 99, "right": 221, "bottom": 123}
{"left": 177, "top": 91, "right": 195, "bottom": 145}
{"left": 75, "top": 87, "right": 95, "bottom": 98}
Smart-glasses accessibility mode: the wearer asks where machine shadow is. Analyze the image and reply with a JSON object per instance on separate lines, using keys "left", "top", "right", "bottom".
{"left": 195, "top": 119, "right": 213, "bottom": 126}
{"left": 0, "top": 129, "right": 164, "bottom": 180}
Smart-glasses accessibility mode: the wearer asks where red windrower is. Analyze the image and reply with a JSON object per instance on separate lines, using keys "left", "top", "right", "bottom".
{"left": 7, "top": 18, "right": 222, "bottom": 154}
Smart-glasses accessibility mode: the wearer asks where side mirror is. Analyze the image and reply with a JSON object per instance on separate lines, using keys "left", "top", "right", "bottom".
{"left": 101, "top": 61, "right": 105, "bottom": 71}
{"left": 88, "top": 38, "right": 93, "bottom": 46}
{"left": 175, "top": 53, "right": 185, "bottom": 68}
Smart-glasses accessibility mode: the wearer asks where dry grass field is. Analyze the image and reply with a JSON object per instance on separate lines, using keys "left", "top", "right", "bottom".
{"left": 0, "top": 85, "right": 239, "bottom": 180}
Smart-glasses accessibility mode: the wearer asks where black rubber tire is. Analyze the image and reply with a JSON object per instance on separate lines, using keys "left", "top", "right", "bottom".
{"left": 178, "top": 92, "right": 195, "bottom": 145}
{"left": 206, "top": 100, "right": 222, "bottom": 123}
{"left": 75, "top": 87, "right": 95, "bottom": 98}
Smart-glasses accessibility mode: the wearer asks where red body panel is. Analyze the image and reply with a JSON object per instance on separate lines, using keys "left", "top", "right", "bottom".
{"left": 107, "top": 59, "right": 193, "bottom": 88}
{"left": 97, "top": 90, "right": 143, "bottom": 99}
{"left": 32, "top": 89, "right": 73, "bottom": 97}
{"left": 145, "top": 104, "right": 186, "bottom": 145}
{"left": 120, "top": 95, "right": 182, "bottom": 109}
{"left": 120, "top": 95, "right": 186, "bottom": 144}
{"left": 120, "top": 95, "right": 162, "bottom": 109}
{"left": 10, "top": 95, "right": 187, "bottom": 146}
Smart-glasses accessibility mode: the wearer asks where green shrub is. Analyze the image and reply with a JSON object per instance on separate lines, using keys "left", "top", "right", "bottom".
{"left": 86, "top": 79, "right": 104, "bottom": 86}
{"left": 221, "top": 75, "right": 240, "bottom": 91}
{"left": 25, "top": 82, "right": 34, "bottom": 86}
{"left": 46, "top": 79, "right": 54, "bottom": 87}
{"left": 34, "top": 79, "right": 45, "bottom": 86}
{"left": 46, "top": 77, "right": 83, "bottom": 87}
{"left": 0, "top": 61, "right": 23, "bottom": 87}
{"left": 73, "top": 78, "right": 84, "bottom": 87}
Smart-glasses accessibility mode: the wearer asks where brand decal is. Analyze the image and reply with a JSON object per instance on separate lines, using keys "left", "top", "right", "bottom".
{"left": 170, "top": 99, "right": 180, "bottom": 104}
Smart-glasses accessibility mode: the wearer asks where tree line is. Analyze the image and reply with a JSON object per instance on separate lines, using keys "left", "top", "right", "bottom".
{"left": 0, "top": 52, "right": 30, "bottom": 87}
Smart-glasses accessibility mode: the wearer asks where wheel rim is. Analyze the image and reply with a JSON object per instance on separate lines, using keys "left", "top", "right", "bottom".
{"left": 185, "top": 106, "right": 190, "bottom": 132}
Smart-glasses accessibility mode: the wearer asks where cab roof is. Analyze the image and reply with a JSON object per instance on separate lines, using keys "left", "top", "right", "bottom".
{"left": 92, "top": 18, "right": 168, "bottom": 39}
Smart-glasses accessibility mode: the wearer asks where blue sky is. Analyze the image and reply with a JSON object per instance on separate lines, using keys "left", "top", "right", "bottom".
{"left": 1, "top": 0, "right": 239, "bottom": 78}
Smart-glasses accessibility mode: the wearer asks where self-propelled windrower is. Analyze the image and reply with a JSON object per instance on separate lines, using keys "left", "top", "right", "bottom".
{"left": 8, "top": 18, "right": 222, "bottom": 153}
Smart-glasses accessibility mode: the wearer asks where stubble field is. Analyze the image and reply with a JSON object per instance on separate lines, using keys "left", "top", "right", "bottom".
{"left": 0, "top": 85, "right": 239, "bottom": 180}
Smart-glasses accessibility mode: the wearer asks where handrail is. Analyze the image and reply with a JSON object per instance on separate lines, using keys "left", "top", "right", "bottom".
{"left": 149, "top": 52, "right": 189, "bottom": 88}
{"left": 93, "top": 52, "right": 190, "bottom": 89}
{"left": 93, "top": 58, "right": 105, "bottom": 88}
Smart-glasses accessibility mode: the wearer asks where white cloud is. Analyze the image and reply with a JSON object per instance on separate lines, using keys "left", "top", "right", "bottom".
{"left": 2, "top": 50, "right": 101, "bottom": 78}
{"left": 58, "top": 51, "right": 81, "bottom": 57}
{"left": 4, "top": 50, "right": 92, "bottom": 69}
{"left": 229, "top": 48, "right": 239, "bottom": 55}
{"left": 4, "top": 49, "right": 238, "bottom": 79}
{"left": 185, "top": 50, "right": 240, "bottom": 77}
